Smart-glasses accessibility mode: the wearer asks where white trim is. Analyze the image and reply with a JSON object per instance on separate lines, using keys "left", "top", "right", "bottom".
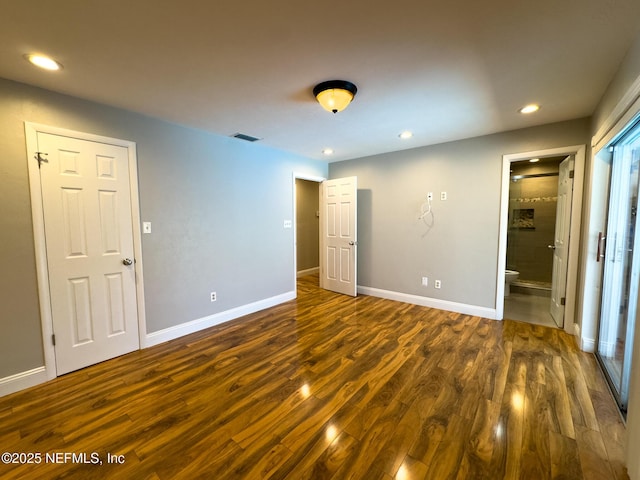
{"left": 144, "top": 291, "right": 296, "bottom": 347}
{"left": 497, "top": 145, "right": 585, "bottom": 338}
{"left": 24, "top": 125, "right": 57, "bottom": 383}
{"left": 581, "top": 336, "right": 596, "bottom": 353}
{"left": 0, "top": 367, "right": 48, "bottom": 398}
{"left": 358, "top": 286, "right": 498, "bottom": 319}
{"left": 592, "top": 75, "right": 640, "bottom": 152}
{"left": 24, "top": 122, "right": 146, "bottom": 383}
{"left": 572, "top": 322, "right": 595, "bottom": 352}
{"left": 297, "top": 267, "right": 319, "bottom": 277}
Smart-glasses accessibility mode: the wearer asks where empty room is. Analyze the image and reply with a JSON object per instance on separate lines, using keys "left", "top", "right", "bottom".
{"left": 2, "top": 1, "right": 640, "bottom": 479}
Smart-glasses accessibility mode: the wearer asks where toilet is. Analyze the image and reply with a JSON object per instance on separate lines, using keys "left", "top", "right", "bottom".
{"left": 504, "top": 270, "right": 519, "bottom": 297}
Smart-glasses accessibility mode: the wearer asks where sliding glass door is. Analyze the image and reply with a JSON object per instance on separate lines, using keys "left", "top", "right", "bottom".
{"left": 597, "top": 125, "right": 640, "bottom": 412}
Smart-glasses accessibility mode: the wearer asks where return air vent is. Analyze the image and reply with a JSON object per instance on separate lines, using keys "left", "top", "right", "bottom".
{"left": 231, "top": 133, "right": 262, "bottom": 142}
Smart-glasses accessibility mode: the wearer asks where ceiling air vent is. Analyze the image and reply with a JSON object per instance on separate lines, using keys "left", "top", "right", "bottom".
{"left": 231, "top": 133, "right": 262, "bottom": 142}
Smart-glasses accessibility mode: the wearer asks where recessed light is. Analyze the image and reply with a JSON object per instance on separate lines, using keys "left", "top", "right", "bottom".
{"left": 399, "top": 131, "right": 413, "bottom": 139}
{"left": 25, "top": 54, "right": 63, "bottom": 71}
{"left": 322, "top": 148, "right": 334, "bottom": 156}
{"left": 519, "top": 104, "right": 540, "bottom": 114}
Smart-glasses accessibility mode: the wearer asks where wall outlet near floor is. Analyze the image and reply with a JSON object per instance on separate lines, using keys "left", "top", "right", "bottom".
{"left": 210, "top": 291, "right": 217, "bottom": 302}
{"left": 434, "top": 280, "right": 442, "bottom": 289}
{"left": 421, "top": 276, "right": 428, "bottom": 286}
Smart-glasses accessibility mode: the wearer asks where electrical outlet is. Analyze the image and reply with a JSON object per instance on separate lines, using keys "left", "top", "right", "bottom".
{"left": 434, "top": 280, "right": 442, "bottom": 289}
{"left": 421, "top": 276, "right": 428, "bottom": 286}
{"left": 210, "top": 292, "right": 217, "bottom": 302}
{"left": 440, "top": 192, "right": 447, "bottom": 201}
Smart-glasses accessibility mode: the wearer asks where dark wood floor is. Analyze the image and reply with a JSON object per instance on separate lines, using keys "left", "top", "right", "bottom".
{"left": 0, "top": 275, "right": 628, "bottom": 479}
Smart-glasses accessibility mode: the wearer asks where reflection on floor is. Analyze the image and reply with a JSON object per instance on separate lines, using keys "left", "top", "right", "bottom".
{"left": 504, "top": 291, "right": 558, "bottom": 328}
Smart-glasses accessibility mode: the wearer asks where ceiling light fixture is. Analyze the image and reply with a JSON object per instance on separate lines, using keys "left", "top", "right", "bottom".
{"left": 25, "top": 53, "right": 63, "bottom": 71}
{"left": 399, "top": 131, "right": 413, "bottom": 139}
{"left": 519, "top": 104, "right": 540, "bottom": 114}
{"left": 313, "top": 80, "right": 357, "bottom": 114}
{"left": 322, "top": 148, "right": 334, "bottom": 156}
{"left": 529, "top": 158, "right": 540, "bottom": 163}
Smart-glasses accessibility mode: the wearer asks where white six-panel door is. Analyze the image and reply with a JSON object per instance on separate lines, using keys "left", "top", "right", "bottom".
{"left": 320, "top": 177, "right": 357, "bottom": 296}
{"left": 550, "top": 155, "right": 574, "bottom": 328}
{"left": 37, "top": 132, "right": 140, "bottom": 375}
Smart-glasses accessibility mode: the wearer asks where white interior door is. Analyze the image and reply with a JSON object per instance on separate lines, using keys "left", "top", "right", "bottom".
{"left": 37, "top": 132, "right": 140, "bottom": 375}
{"left": 550, "top": 155, "right": 574, "bottom": 327}
{"left": 320, "top": 177, "right": 357, "bottom": 296}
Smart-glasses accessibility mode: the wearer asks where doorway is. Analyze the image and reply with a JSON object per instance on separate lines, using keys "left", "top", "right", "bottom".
{"left": 497, "top": 145, "right": 586, "bottom": 333}
{"left": 295, "top": 178, "right": 321, "bottom": 280}
{"left": 293, "top": 173, "right": 359, "bottom": 297}
{"left": 504, "top": 156, "right": 567, "bottom": 328}
{"left": 293, "top": 174, "right": 324, "bottom": 292}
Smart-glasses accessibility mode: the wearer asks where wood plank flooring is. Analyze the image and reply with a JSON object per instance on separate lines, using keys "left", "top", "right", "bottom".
{"left": 0, "top": 275, "right": 629, "bottom": 479}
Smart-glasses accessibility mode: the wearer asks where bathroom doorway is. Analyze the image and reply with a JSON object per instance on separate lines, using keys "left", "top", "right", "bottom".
{"left": 505, "top": 156, "right": 566, "bottom": 328}
{"left": 497, "top": 145, "right": 585, "bottom": 332}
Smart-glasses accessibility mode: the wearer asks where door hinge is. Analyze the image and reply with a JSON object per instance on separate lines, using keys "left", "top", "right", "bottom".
{"left": 560, "top": 297, "right": 566, "bottom": 306}
{"left": 569, "top": 170, "right": 574, "bottom": 179}
{"left": 52, "top": 334, "right": 56, "bottom": 346}
{"left": 35, "top": 152, "right": 49, "bottom": 168}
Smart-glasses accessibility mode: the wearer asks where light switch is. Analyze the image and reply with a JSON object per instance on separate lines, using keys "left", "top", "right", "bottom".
{"left": 143, "top": 222, "right": 152, "bottom": 234}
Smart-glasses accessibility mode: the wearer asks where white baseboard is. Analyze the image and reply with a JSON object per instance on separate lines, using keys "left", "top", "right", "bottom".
{"left": 143, "top": 291, "right": 296, "bottom": 348}
{"left": 581, "top": 336, "right": 596, "bottom": 353}
{"left": 297, "top": 267, "right": 319, "bottom": 277}
{"left": 358, "top": 286, "right": 498, "bottom": 319}
{"left": 576, "top": 323, "right": 595, "bottom": 352}
{"left": 0, "top": 366, "right": 48, "bottom": 398}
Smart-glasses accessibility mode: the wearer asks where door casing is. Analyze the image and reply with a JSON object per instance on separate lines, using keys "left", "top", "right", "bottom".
{"left": 25, "top": 122, "right": 147, "bottom": 381}
{"left": 497, "top": 145, "right": 586, "bottom": 335}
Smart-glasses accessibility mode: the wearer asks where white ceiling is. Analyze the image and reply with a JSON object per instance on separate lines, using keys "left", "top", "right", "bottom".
{"left": 1, "top": 0, "right": 639, "bottom": 162}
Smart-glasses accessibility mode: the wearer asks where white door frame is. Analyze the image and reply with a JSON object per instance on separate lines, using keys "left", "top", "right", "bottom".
{"left": 25, "top": 122, "right": 147, "bottom": 381}
{"left": 496, "top": 144, "right": 586, "bottom": 335}
{"left": 292, "top": 172, "right": 326, "bottom": 295}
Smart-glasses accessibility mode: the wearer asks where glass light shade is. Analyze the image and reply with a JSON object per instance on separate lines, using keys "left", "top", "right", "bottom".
{"left": 315, "top": 88, "right": 355, "bottom": 113}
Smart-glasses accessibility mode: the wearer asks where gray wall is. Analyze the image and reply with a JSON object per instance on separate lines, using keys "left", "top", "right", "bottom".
{"left": 591, "top": 33, "right": 640, "bottom": 136}
{"left": 329, "top": 118, "right": 590, "bottom": 310}
{"left": 0, "top": 78, "right": 327, "bottom": 379}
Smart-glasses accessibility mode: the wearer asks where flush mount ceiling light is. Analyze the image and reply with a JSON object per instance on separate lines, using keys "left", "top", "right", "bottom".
{"left": 322, "top": 148, "right": 334, "bottom": 156}
{"left": 399, "top": 131, "right": 413, "bottom": 139}
{"left": 519, "top": 103, "right": 540, "bottom": 114}
{"left": 313, "top": 80, "right": 357, "bottom": 113}
{"left": 24, "top": 53, "right": 63, "bottom": 71}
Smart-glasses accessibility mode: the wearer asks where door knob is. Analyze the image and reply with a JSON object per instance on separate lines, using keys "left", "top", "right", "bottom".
{"left": 548, "top": 245, "right": 556, "bottom": 250}
{"left": 349, "top": 241, "right": 357, "bottom": 246}
{"left": 122, "top": 258, "right": 133, "bottom": 266}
